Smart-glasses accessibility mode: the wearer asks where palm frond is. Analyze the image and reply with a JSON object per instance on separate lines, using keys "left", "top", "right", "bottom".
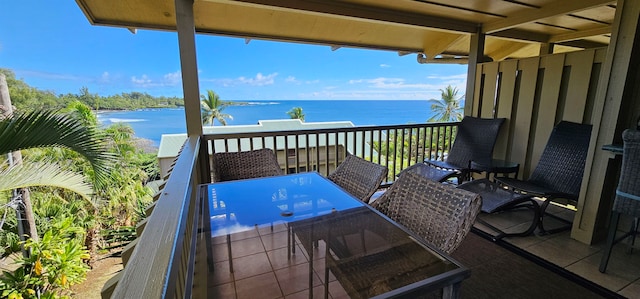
{"left": 0, "top": 110, "right": 115, "bottom": 187}
{"left": 0, "top": 162, "right": 93, "bottom": 200}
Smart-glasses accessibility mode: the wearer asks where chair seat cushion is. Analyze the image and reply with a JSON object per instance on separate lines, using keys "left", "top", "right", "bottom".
{"left": 424, "top": 160, "right": 466, "bottom": 171}
{"left": 458, "top": 179, "right": 533, "bottom": 213}
{"left": 400, "top": 163, "right": 456, "bottom": 182}
{"left": 495, "top": 177, "right": 577, "bottom": 201}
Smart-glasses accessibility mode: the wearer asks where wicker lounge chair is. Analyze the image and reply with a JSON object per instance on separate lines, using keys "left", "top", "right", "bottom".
{"left": 371, "top": 171, "right": 481, "bottom": 254}
{"left": 457, "top": 178, "right": 541, "bottom": 240}
{"left": 600, "top": 129, "right": 640, "bottom": 273}
{"left": 424, "top": 116, "right": 505, "bottom": 183}
{"left": 494, "top": 121, "right": 593, "bottom": 235}
{"left": 212, "top": 148, "right": 283, "bottom": 182}
{"left": 399, "top": 162, "right": 459, "bottom": 183}
{"left": 328, "top": 155, "right": 388, "bottom": 203}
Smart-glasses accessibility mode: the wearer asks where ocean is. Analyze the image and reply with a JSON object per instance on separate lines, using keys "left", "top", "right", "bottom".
{"left": 97, "top": 100, "right": 437, "bottom": 147}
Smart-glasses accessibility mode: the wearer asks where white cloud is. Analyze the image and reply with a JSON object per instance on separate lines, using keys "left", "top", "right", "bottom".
{"left": 299, "top": 88, "right": 440, "bottom": 100}
{"left": 16, "top": 70, "right": 87, "bottom": 81}
{"left": 131, "top": 75, "right": 152, "bottom": 86}
{"left": 426, "top": 73, "right": 467, "bottom": 80}
{"left": 349, "top": 77, "right": 438, "bottom": 89}
{"left": 380, "top": 64, "right": 391, "bottom": 68}
{"left": 130, "top": 71, "right": 182, "bottom": 88}
{"left": 203, "top": 72, "right": 278, "bottom": 87}
{"left": 285, "top": 76, "right": 299, "bottom": 83}
{"left": 238, "top": 72, "right": 277, "bottom": 86}
{"left": 99, "top": 72, "right": 111, "bottom": 83}
{"left": 163, "top": 71, "right": 182, "bottom": 86}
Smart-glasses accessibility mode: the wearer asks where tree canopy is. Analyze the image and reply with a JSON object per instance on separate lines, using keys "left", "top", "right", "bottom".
{"left": 0, "top": 68, "right": 184, "bottom": 112}
{"left": 200, "top": 90, "right": 233, "bottom": 126}
{"left": 427, "top": 85, "right": 464, "bottom": 122}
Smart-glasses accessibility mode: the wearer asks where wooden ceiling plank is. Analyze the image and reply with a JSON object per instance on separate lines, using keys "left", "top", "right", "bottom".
{"left": 483, "top": 0, "right": 615, "bottom": 34}
{"left": 209, "top": 0, "right": 480, "bottom": 33}
{"left": 549, "top": 25, "right": 612, "bottom": 42}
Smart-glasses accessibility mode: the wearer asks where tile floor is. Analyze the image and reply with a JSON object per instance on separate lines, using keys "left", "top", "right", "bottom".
{"left": 475, "top": 201, "right": 640, "bottom": 299}
{"left": 205, "top": 199, "right": 640, "bottom": 299}
{"left": 208, "top": 223, "right": 351, "bottom": 299}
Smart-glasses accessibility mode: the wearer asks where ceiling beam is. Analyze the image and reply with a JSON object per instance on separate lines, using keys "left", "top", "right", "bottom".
{"left": 556, "top": 39, "right": 609, "bottom": 49}
{"left": 483, "top": 0, "right": 615, "bottom": 34}
{"left": 487, "top": 42, "right": 534, "bottom": 61}
{"left": 195, "top": 27, "right": 425, "bottom": 53}
{"left": 215, "top": 0, "right": 479, "bottom": 33}
{"left": 490, "top": 28, "right": 549, "bottom": 43}
{"left": 549, "top": 25, "right": 612, "bottom": 43}
{"left": 423, "top": 34, "right": 466, "bottom": 59}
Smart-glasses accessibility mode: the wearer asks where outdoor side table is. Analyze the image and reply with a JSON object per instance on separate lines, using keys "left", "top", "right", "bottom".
{"left": 470, "top": 159, "right": 519, "bottom": 180}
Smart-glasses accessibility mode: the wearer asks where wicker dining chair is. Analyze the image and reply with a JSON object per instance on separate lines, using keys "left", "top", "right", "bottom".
{"left": 328, "top": 155, "right": 388, "bottom": 203}
{"left": 599, "top": 129, "right": 640, "bottom": 273}
{"left": 371, "top": 171, "right": 481, "bottom": 254}
{"left": 212, "top": 148, "right": 284, "bottom": 182}
{"left": 495, "top": 121, "right": 592, "bottom": 235}
{"left": 424, "top": 116, "right": 505, "bottom": 183}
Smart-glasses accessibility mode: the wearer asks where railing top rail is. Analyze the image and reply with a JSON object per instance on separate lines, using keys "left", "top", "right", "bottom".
{"left": 202, "top": 121, "right": 459, "bottom": 140}
{"left": 112, "top": 136, "right": 201, "bottom": 299}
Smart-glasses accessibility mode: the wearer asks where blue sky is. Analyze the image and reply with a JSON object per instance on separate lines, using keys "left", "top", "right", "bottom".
{"left": 0, "top": 2, "right": 468, "bottom": 101}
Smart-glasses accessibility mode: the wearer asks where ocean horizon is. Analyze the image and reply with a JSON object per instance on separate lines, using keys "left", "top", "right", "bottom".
{"left": 97, "top": 100, "right": 438, "bottom": 147}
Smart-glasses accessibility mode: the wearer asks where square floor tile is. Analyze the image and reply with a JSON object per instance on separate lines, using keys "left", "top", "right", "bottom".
{"left": 619, "top": 281, "right": 640, "bottom": 299}
{"left": 232, "top": 236, "right": 266, "bottom": 258}
{"left": 235, "top": 272, "right": 283, "bottom": 299}
{"left": 284, "top": 285, "right": 328, "bottom": 299}
{"left": 232, "top": 252, "right": 273, "bottom": 280}
{"left": 275, "top": 262, "right": 322, "bottom": 295}
{"left": 209, "top": 282, "right": 236, "bottom": 298}
{"left": 267, "top": 245, "right": 308, "bottom": 270}
{"left": 212, "top": 242, "right": 230, "bottom": 262}
{"left": 212, "top": 260, "right": 234, "bottom": 285}
{"left": 261, "top": 230, "right": 291, "bottom": 251}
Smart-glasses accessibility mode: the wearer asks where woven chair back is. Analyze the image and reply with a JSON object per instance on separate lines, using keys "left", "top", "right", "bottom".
{"left": 371, "top": 171, "right": 481, "bottom": 254}
{"left": 328, "top": 155, "right": 388, "bottom": 203}
{"left": 446, "top": 116, "right": 505, "bottom": 168}
{"left": 528, "top": 121, "right": 592, "bottom": 198}
{"left": 613, "top": 129, "right": 640, "bottom": 216}
{"left": 213, "top": 148, "right": 284, "bottom": 182}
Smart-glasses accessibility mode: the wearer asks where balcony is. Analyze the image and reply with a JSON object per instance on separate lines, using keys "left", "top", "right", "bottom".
{"left": 103, "top": 122, "right": 639, "bottom": 298}
{"left": 71, "top": 1, "right": 640, "bottom": 297}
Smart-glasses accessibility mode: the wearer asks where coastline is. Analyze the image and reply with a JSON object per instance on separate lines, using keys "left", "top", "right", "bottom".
{"left": 96, "top": 100, "right": 436, "bottom": 147}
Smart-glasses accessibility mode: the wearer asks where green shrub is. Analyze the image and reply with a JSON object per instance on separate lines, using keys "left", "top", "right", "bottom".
{"left": 0, "top": 218, "right": 89, "bottom": 299}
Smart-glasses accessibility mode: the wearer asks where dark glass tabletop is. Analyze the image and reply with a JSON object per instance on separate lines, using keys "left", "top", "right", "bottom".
{"left": 206, "top": 172, "right": 364, "bottom": 237}
{"left": 202, "top": 172, "right": 468, "bottom": 298}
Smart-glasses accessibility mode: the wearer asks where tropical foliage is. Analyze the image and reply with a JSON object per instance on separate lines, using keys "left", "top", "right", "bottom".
{"left": 1, "top": 72, "right": 160, "bottom": 296}
{"left": 200, "top": 90, "right": 233, "bottom": 126}
{"left": 286, "top": 107, "right": 305, "bottom": 121}
{"left": 0, "top": 110, "right": 114, "bottom": 192}
{"left": 427, "top": 85, "right": 464, "bottom": 122}
{"left": 373, "top": 126, "right": 456, "bottom": 180}
{"left": 0, "top": 69, "right": 184, "bottom": 112}
{"left": 0, "top": 218, "right": 90, "bottom": 299}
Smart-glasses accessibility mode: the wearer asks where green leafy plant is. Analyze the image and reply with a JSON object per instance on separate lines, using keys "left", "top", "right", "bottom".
{"left": 0, "top": 217, "right": 89, "bottom": 299}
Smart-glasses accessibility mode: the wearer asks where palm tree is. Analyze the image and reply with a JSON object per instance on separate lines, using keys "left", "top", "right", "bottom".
{"left": 200, "top": 90, "right": 233, "bottom": 126}
{"left": 287, "top": 107, "right": 305, "bottom": 121}
{"left": 0, "top": 110, "right": 115, "bottom": 240}
{"left": 427, "top": 85, "right": 464, "bottom": 122}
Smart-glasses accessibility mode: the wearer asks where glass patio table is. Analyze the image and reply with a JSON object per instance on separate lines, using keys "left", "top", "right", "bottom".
{"left": 200, "top": 172, "right": 469, "bottom": 299}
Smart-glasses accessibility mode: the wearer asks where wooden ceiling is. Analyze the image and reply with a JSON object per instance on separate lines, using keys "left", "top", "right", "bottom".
{"left": 75, "top": 0, "right": 615, "bottom": 62}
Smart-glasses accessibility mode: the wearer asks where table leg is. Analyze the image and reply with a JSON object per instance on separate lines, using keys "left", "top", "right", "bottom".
{"left": 442, "top": 282, "right": 462, "bottom": 299}
{"left": 226, "top": 234, "right": 233, "bottom": 273}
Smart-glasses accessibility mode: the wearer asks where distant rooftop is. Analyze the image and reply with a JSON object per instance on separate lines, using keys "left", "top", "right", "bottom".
{"left": 158, "top": 119, "right": 358, "bottom": 158}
